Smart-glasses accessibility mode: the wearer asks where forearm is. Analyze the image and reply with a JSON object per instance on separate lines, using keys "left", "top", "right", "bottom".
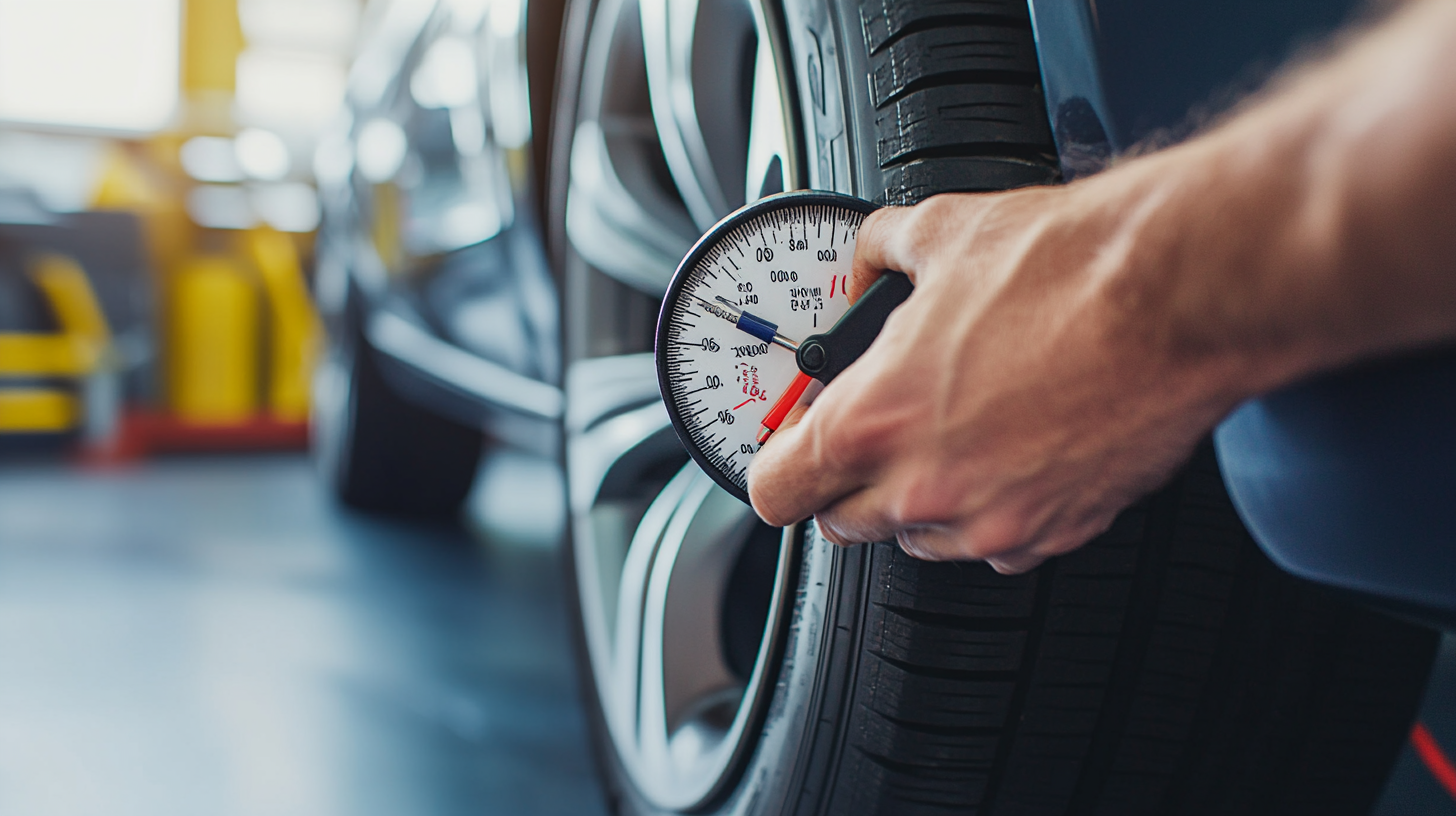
{"left": 1082, "top": 0, "right": 1456, "bottom": 402}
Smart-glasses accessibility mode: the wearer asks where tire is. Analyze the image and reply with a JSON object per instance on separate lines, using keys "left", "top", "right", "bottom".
{"left": 546, "top": 0, "right": 1440, "bottom": 813}
{"left": 311, "top": 296, "right": 484, "bottom": 518}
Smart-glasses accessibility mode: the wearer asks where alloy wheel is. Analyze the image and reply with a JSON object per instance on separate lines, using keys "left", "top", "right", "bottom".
{"left": 560, "top": 0, "right": 802, "bottom": 806}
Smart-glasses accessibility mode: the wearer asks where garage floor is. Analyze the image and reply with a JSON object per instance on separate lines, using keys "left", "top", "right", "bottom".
{"left": 0, "top": 452, "right": 1450, "bottom": 816}
{"left": 0, "top": 453, "right": 606, "bottom": 816}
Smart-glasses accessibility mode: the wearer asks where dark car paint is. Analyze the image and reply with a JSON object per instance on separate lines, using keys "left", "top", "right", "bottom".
{"left": 419, "top": 219, "right": 560, "bottom": 385}
{"left": 1030, "top": 0, "right": 1456, "bottom": 620}
{"left": 1033, "top": 0, "right": 1364, "bottom": 171}
{"left": 1217, "top": 350, "right": 1456, "bottom": 624}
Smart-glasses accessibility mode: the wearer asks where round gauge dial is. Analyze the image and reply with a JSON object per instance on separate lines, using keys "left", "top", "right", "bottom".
{"left": 656, "top": 191, "right": 878, "bottom": 503}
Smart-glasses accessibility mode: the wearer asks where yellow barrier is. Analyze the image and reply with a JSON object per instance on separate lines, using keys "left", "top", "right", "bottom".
{"left": 0, "top": 334, "right": 94, "bottom": 377}
{"left": 0, "top": 389, "right": 78, "bottom": 433}
{"left": 0, "top": 254, "right": 110, "bottom": 380}
{"left": 30, "top": 254, "right": 111, "bottom": 346}
{"left": 0, "top": 254, "right": 111, "bottom": 434}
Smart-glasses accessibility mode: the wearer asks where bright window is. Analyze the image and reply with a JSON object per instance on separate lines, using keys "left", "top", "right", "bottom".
{"left": 0, "top": 0, "right": 180, "bottom": 133}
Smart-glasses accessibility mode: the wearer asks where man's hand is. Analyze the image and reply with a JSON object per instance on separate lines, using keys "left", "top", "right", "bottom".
{"left": 747, "top": 188, "right": 1245, "bottom": 573}
{"left": 746, "top": 0, "right": 1456, "bottom": 572}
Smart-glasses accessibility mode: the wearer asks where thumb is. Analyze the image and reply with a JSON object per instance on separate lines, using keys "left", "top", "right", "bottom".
{"left": 747, "top": 403, "right": 813, "bottom": 525}
{"left": 849, "top": 205, "right": 917, "bottom": 301}
{"left": 747, "top": 399, "right": 863, "bottom": 527}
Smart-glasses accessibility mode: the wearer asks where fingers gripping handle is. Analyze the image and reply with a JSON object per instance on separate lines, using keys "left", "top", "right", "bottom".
{"left": 795, "top": 271, "right": 914, "bottom": 383}
{"left": 755, "top": 271, "right": 913, "bottom": 444}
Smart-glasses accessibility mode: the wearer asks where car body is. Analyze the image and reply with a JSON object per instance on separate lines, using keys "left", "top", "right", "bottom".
{"left": 317, "top": 1, "right": 1450, "bottom": 812}
{"left": 314, "top": 0, "right": 561, "bottom": 459}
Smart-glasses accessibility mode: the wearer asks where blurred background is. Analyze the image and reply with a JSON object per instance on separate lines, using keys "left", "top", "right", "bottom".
{"left": 0, "top": 1, "right": 601, "bottom": 813}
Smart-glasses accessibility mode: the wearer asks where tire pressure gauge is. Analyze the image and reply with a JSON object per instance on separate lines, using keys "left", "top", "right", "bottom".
{"left": 656, "top": 191, "right": 913, "bottom": 504}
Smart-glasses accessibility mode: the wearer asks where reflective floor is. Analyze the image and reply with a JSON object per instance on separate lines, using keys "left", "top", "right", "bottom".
{"left": 0, "top": 452, "right": 606, "bottom": 816}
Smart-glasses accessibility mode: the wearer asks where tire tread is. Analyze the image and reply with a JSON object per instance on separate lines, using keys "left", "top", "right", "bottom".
{"left": 819, "top": 447, "right": 1437, "bottom": 815}
{"left": 859, "top": 0, "right": 1058, "bottom": 204}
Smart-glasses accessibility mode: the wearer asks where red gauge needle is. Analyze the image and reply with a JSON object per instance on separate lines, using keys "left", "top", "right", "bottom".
{"left": 756, "top": 371, "right": 813, "bottom": 444}
{"left": 754, "top": 271, "right": 917, "bottom": 445}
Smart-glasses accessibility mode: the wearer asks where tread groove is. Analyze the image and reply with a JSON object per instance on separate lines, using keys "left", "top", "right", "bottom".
{"left": 872, "top": 70, "right": 1040, "bottom": 108}
{"left": 978, "top": 558, "right": 1057, "bottom": 812}
{"left": 869, "top": 650, "right": 1021, "bottom": 682}
{"left": 866, "top": 14, "right": 1032, "bottom": 54}
{"left": 875, "top": 602, "right": 1036, "bottom": 631}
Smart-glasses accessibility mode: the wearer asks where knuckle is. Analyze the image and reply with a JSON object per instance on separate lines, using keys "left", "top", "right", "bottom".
{"left": 907, "top": 195, "right": 958, "bottom": 239}
{"left": 892, "top": 479, "right": 946, "bottom": 523}
{"left": 896, "top": 529, "right": 947, "bottom": 562}
{"left": 962, "top": 510, "right": 1034, "bottom": 560}
{"left": 986, "top": 554, "right": 1041, "bottom": 575}
{"left": 814, "top": 516, "right": 855, "bottom": 547}
{"left": 883, "top": 465, "right": 960, "bottom": 527}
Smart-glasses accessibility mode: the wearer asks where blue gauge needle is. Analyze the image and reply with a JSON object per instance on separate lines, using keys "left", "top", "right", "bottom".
{"left": 693, "top": 294, "right": 800, "bottom": 351}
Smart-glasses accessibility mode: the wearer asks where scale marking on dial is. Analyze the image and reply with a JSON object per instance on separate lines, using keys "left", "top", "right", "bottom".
{"left": 656, "top": 192, "right": 878, "bottom": 503}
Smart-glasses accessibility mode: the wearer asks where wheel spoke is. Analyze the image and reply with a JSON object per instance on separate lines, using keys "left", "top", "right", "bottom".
{"left": 564, "top": 0, "right": 801, "bottom": 805}
{"left": 563, "top": 354, "right": 675, "bottom": 516}
{"left": 649, "top": 480, "right": 755, "bottom": 734}
{"left": 566, "top": 355, "right": 796, "bottom": 808}
{"left": 640, "top": 0, "right": 728, "bottom": 229}
{"left": 743, "top": 5, "right": 795, "bottom": 202}
{"left": 566, "top": 0, "right": 698, "bottom": 294}
{"left": 635, "top": 471, "right": 716, "bottom": 787}
{"left": 567, "top": 119, "right": 695, "bottom": 294}
{"left": 565, "top": 353, "right": 671, "bottom": 664}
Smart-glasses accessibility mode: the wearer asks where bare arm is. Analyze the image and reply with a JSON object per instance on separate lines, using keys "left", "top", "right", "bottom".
{"left": 747, "top": 0, "right": 1456, "bottom": 573}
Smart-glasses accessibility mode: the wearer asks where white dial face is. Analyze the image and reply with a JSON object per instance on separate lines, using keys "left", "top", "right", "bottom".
{"left": 660, "top": 198, "right": 868, "bottom": 498}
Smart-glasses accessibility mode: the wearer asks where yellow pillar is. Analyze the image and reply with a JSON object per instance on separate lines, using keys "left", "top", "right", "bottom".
{"left": 182, "top": 0, "right": 243, "bottom": 93}
{"left": 170, "top": 256, "right": 259, "bottom": 424}
{"left": 180, "top": 0, "right": 244, "bottom": 133}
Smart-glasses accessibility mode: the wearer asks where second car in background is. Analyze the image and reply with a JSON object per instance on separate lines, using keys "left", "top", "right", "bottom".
{"left": 312, "top": 0, "right": 561, "bottom": 516}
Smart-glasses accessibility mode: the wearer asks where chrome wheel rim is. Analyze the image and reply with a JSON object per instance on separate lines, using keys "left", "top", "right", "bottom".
{"left": 567, "top": 356, "right": 796, "bottom": 811}
{"left": 563, "top": 0, "right": 802, "bottom": 805}
{"left": 564, "top": 0, "right": 797, "bottom": 295}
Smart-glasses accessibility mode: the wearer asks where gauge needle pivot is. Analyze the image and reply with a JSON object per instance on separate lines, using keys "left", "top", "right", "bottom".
{"left": 694, "top": 294, "right": 800, "bottom": 352}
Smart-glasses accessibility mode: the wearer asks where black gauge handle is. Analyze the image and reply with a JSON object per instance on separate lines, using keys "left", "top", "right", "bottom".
{"left": 794, "top": 271, "right": 913, "bottom": 383}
